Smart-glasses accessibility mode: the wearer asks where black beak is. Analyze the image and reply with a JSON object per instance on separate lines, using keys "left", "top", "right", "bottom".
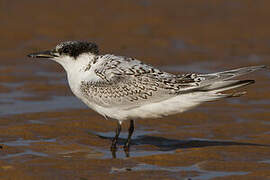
{"left": 27, "top": 50, "right": 58, "bottom": 58}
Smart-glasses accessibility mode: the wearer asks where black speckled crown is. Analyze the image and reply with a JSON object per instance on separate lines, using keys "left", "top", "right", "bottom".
{"left": 56, "top": 41, "right": 99, "bottom": 58}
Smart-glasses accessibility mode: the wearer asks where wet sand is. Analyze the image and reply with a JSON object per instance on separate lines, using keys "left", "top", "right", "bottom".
{"left": 1, "top": 0, "right": 270, "bottom": 179}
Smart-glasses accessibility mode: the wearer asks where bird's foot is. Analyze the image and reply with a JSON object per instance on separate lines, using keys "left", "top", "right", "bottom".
{"left": 110, "top": 145, "right": 117, "bottom": 158}
{"left": 123, "top": 144, "right": 130, "bottom": 152}
{"left": 123, "top": 145, "right": 130, "bottom": 157}
{"left": 110, "top": 144, "right": 117, "bottom": 151}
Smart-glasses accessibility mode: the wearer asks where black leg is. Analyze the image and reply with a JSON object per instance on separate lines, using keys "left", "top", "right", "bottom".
{"left": 111, "top": 149, "right": 117, "bottom": 159}
{"left": 111, "top": 121, "right": 122, "bottom": 152}
{"left": 124, "top": 120, "right": 134, "bottom": 152}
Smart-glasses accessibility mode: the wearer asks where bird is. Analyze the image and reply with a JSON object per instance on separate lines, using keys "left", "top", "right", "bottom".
{"left": 27, "top": 41, "right": 266, "bottom": 152}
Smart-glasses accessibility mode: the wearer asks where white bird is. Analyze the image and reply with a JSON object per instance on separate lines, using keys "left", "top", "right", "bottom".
{"left": 27, "top": 41, "right": 266, "bottom": 152}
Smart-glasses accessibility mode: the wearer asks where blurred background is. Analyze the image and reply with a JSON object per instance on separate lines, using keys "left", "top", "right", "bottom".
{"left": 0, "top": 0, "right": 270, "bottom": 179}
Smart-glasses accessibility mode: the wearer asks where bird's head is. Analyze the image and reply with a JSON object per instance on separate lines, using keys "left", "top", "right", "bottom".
{"left": 27, "top": 41, "right": 99, "bottom": 68}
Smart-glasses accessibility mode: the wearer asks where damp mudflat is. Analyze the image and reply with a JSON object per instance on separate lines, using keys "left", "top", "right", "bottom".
{"left": 1, "top": 0, "right": 270, "bottom": 179}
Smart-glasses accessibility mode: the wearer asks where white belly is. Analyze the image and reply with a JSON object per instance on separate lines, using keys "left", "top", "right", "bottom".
{"left": 82, "top": 92, "right": 214, "bottom": 122}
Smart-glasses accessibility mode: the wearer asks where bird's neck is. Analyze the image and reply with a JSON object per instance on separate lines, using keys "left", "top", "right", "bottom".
{"left": 56, "top": 53, "right": 97, "bottom": 94}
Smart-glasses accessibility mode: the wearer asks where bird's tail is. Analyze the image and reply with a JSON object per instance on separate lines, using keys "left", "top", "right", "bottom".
{"left": 195, "top": 65, "right": 267, "bottom": 100}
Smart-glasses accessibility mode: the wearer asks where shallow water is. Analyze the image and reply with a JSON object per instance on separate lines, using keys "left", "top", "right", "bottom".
{"left": 1, "top": 138, "right": 57, "bottom": 147}
{"left": 1, "top": 0, "right": 270, "bottom": 179}
{"left": 111, "top": 163, "right": 249, "bottom": 180}
{"left": 0, "top": 95, "right": 85, "bottom": 115}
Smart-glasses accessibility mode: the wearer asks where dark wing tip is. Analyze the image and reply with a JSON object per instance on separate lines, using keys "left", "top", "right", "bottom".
{"left": 253, "top": 65, "right": 268, "bottom": 70}
{"left": 242, "top": 79, "right": 255, "bottom": 84}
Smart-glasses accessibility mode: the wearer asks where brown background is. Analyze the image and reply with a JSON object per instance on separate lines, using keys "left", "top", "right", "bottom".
{"left": 0, "top": 0, "right": 270, "bottom": 179}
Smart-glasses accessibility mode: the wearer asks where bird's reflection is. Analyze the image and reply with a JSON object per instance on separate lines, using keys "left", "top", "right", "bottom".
{"left": 111, "top": 147, "right": 130, "bottom": 158}
{"left": 98, "top": 134, "right": 269, "bottom": 159}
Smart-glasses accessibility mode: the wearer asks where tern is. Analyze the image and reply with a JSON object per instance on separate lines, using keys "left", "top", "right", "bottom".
{"left": 28, "top": 41, "right": 266, "bottom": 152}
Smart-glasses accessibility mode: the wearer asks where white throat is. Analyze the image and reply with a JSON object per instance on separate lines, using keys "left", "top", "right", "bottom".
{"left": 52, "top": 53, "right": 97, "bottom": 94}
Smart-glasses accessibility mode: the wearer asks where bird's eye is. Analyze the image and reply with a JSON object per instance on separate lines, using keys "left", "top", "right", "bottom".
{"left": 62, "top": 47, "right": 71, "bottom": 54}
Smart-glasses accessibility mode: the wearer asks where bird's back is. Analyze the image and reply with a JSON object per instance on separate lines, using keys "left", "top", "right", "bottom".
{"left": 78, "top": 54, "right": 180, "bottom": 108}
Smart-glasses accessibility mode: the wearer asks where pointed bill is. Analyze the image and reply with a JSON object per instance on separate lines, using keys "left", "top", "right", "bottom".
{"left": 27, "top": 50, "right": 58, "bottom": 58}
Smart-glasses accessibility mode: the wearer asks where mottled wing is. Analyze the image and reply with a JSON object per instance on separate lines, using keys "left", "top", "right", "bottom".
{"left": 80, "top": 55, "right": 200, "bottom": 109}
